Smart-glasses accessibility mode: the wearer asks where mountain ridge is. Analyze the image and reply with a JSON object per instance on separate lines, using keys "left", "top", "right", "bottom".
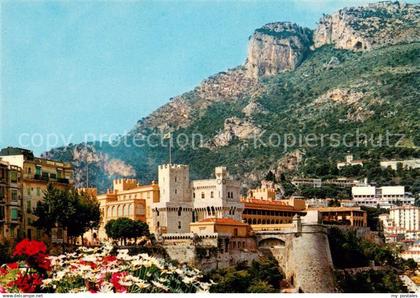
{"left": 43, "top": 1, "right": 420, "bottom": 191}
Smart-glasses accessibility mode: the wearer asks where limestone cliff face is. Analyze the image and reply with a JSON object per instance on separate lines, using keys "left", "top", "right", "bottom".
{"left": 204, "top": 117, "right": 262, "bottom": 148}
{"left": 314, "top": 1, "right": 420, "bottom": 51}
{"left": 245, "top": 22, "right": 313, "bottom": 78}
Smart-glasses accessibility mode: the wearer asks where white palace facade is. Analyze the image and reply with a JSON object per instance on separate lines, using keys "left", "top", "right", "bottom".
{"left": 150, "top": 164, "right": 243, "bottom": 234}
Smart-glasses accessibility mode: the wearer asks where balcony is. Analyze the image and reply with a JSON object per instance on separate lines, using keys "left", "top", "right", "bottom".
{"left": 33, "top": 174, "right": 49, "bottom": 182}
{"left": 32, "top": 174, "right": 70, "bottom": 184}
{"left": 56, "top": 178, "right": 70, "bottom": 184}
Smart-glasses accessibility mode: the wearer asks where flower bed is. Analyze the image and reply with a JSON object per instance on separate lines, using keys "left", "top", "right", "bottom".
{"left": 0, "top": 239, "right": 210, "bottom": 293}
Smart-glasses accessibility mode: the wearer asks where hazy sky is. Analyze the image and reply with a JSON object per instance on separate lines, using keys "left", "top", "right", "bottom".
{"left": 1, "top": 0, "right": 383, "bottom": 154}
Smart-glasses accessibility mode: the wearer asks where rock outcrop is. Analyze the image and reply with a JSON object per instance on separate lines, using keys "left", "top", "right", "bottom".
{"left": 131, "top": 67, "right": 264, "bottom": 134}
{"left": 204, "top": 117, "right": 262, "bottom": 148}
{"left": 245, "top": 22, "right": 313, "bottom": 78}
{"left": 314, "top": 1, "right": 420, "bottom": 51}
{"left": 242, "top": 100, "right": 268, "bottom": 117}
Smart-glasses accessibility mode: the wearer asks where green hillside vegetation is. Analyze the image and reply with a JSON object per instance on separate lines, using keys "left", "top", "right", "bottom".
{"left": 47, "top": 42, "right": 420, "bottom": 192}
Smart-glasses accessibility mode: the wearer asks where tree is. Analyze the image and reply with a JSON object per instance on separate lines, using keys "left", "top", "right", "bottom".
{"left": 33, "top": 184, "right": 100, "bottom": 245}
{"left": 33, "top": 184, "right": 75, "bottom": 236}
{"left": 66, "top": 190, "right": 100, "bottom": 245}
{"left": 208, "top": 257, "right": 283, "bottom": 293}
{"left": 105, "top": 218, "right": 149, "bottom": 245}
{"left": 247, "top": 281, "right": 276, "bottom": 293}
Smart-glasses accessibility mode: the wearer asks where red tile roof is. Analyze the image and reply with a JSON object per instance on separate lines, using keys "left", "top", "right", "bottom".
{"left": 241, "top": 198, "right": 297, "bottom": 210}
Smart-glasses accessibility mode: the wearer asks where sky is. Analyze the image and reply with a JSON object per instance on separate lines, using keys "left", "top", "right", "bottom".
{"left": 1, "top": 0, "right": 385, "bottom": 154}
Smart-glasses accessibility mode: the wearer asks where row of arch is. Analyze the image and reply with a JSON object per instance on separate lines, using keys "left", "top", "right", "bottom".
{"left": 106, "top": 204, "right": 145, "bottom": 217}
{"left": 243, "top": 218, "right": 292, "bottom": 225}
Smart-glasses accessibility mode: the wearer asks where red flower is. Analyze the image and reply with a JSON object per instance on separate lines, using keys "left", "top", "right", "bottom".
{"left": 6, "top": 262, "right": 19, "bottom": 270}
{"left": 0, "top": 266, "right": 8, "bottom": 276}
{"left": 31, "top": 253, "right": 51, "bottom": 271}
{"left": 8, "top": 272, "right": 42, "bottom": 293}
{"left": 110, "top": 272, "right": 128, "bottom": 293}
{"left": 13, "top": 239, "right": 46, "bottom": 257}
{"left": 0, "top": 286, "right": 6, "bottom": 293}
{"left": 103, "top": 256, "right": 117, "bottom": 264}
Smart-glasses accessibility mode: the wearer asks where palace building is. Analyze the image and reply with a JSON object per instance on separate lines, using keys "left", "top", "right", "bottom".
{"left": 96, "top": 178, "right": 160, "bottom": 240}
{"left": 307, "top": 207, "right": 367, "bottom": 227}
{"left": 241, "top": 185, "right": 306, "bottom": 231}
{"left": 152, "top": 164, "right": 243, "bottom": 234}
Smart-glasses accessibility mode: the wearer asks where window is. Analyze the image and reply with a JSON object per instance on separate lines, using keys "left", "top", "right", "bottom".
{"left": 10, "top": 171, "right": 17, "bottom": 183}
{"left": 11, "top": 190, "right": 18, "bottom": 202}
{"left": 178, "top": 221, "right": 181, "bottom": 229}
{"left": 11, "top": 208, "right": 18, "bottom": 220}
{"left": 27, "top": 201, "right": 32, "bottom": 214}
{"left": 35, "top": 166, "right": 41, "bottom": 176}
{"left": 193, "top": 192, "right": 195, "bottom": 199}
{"left": 27, "top": 188, "right": 31, "bottom": 196}
{"left": 178, "top": 207, "right": 182, "bottom": 216}
{"left": 135, "top": 205, "right": 145, "bottom": 215}
{"left": 36, "top": 188, "right": 41, "bottom": 196}
{"left": 0, "top": 187, "right": 4, "bottom": 199}
{"left": 210, "top": 191, "right": 214, "bottom": 198}
{"left": 0, "top": 206, "right": 4, "bottom": 219}
{"left": 201, "top": 193, "right": 205, "bottom": 199}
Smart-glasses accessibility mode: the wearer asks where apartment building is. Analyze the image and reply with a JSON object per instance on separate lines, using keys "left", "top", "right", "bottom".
{"left": 352, "top": 185, "right": 414, "bottom": 208}
{"left": 380, "top": 205, "right": 420, "bottom": 241}
{"left": 0, "top": 160, "right": 23, "bottom": 243}
{"left": 380, "top": 159, "right": 420, "bottom": 170}
{"left": 0, "top": 147, "right": 74, "bottom": 241}
{"left": 291, "top": 177, "right": 322, "bottom": 188}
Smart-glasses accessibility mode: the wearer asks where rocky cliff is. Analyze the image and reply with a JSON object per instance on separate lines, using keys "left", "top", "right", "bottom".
{"left": 131, "top": 22, "right": 312, "bottom": 134}
{"left": 45, "top": 1, "right": 420, "bottom": 191}
{"left": 131, "top": 66, "right": 264, "bottom": 134}
{"left": 246, "top": 22, "right": 313, "bottom": 78}
{"left": 314, "top": 1, "right": 419, "bottom": 51}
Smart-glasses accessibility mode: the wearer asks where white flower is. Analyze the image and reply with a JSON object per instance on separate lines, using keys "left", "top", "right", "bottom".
{"left": 151, "top": 280, "right": 169, "bottom": 292}
{"left": 182, "top": 276, "right": 196, "bottom": 284}
{"left": 99, "top": 283, "right": 114, "bottom": 293}
{"left": 41, "top": 278, "right": 54, "bottom": 288}
{"left": 81, "top": 255, "right": 97, "bottom": 262}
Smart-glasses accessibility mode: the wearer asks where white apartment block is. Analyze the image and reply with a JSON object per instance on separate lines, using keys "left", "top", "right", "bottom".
{"left": 352, "top": 185, "right": 415, "bottom": 208}
{"left": 380, "top": 159, "right": 420, "bottom": 170}
{"left": 390, "top": 206, "right": 420, "bottom": 233}
{"left": 291, "top": 177, "right": 322, "bottom": 188}
{"left": 380, "top": 206, "right": 420, "bottom": 242}
{"left": 151, "top": 164, "right": 243, "bottom": 234}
